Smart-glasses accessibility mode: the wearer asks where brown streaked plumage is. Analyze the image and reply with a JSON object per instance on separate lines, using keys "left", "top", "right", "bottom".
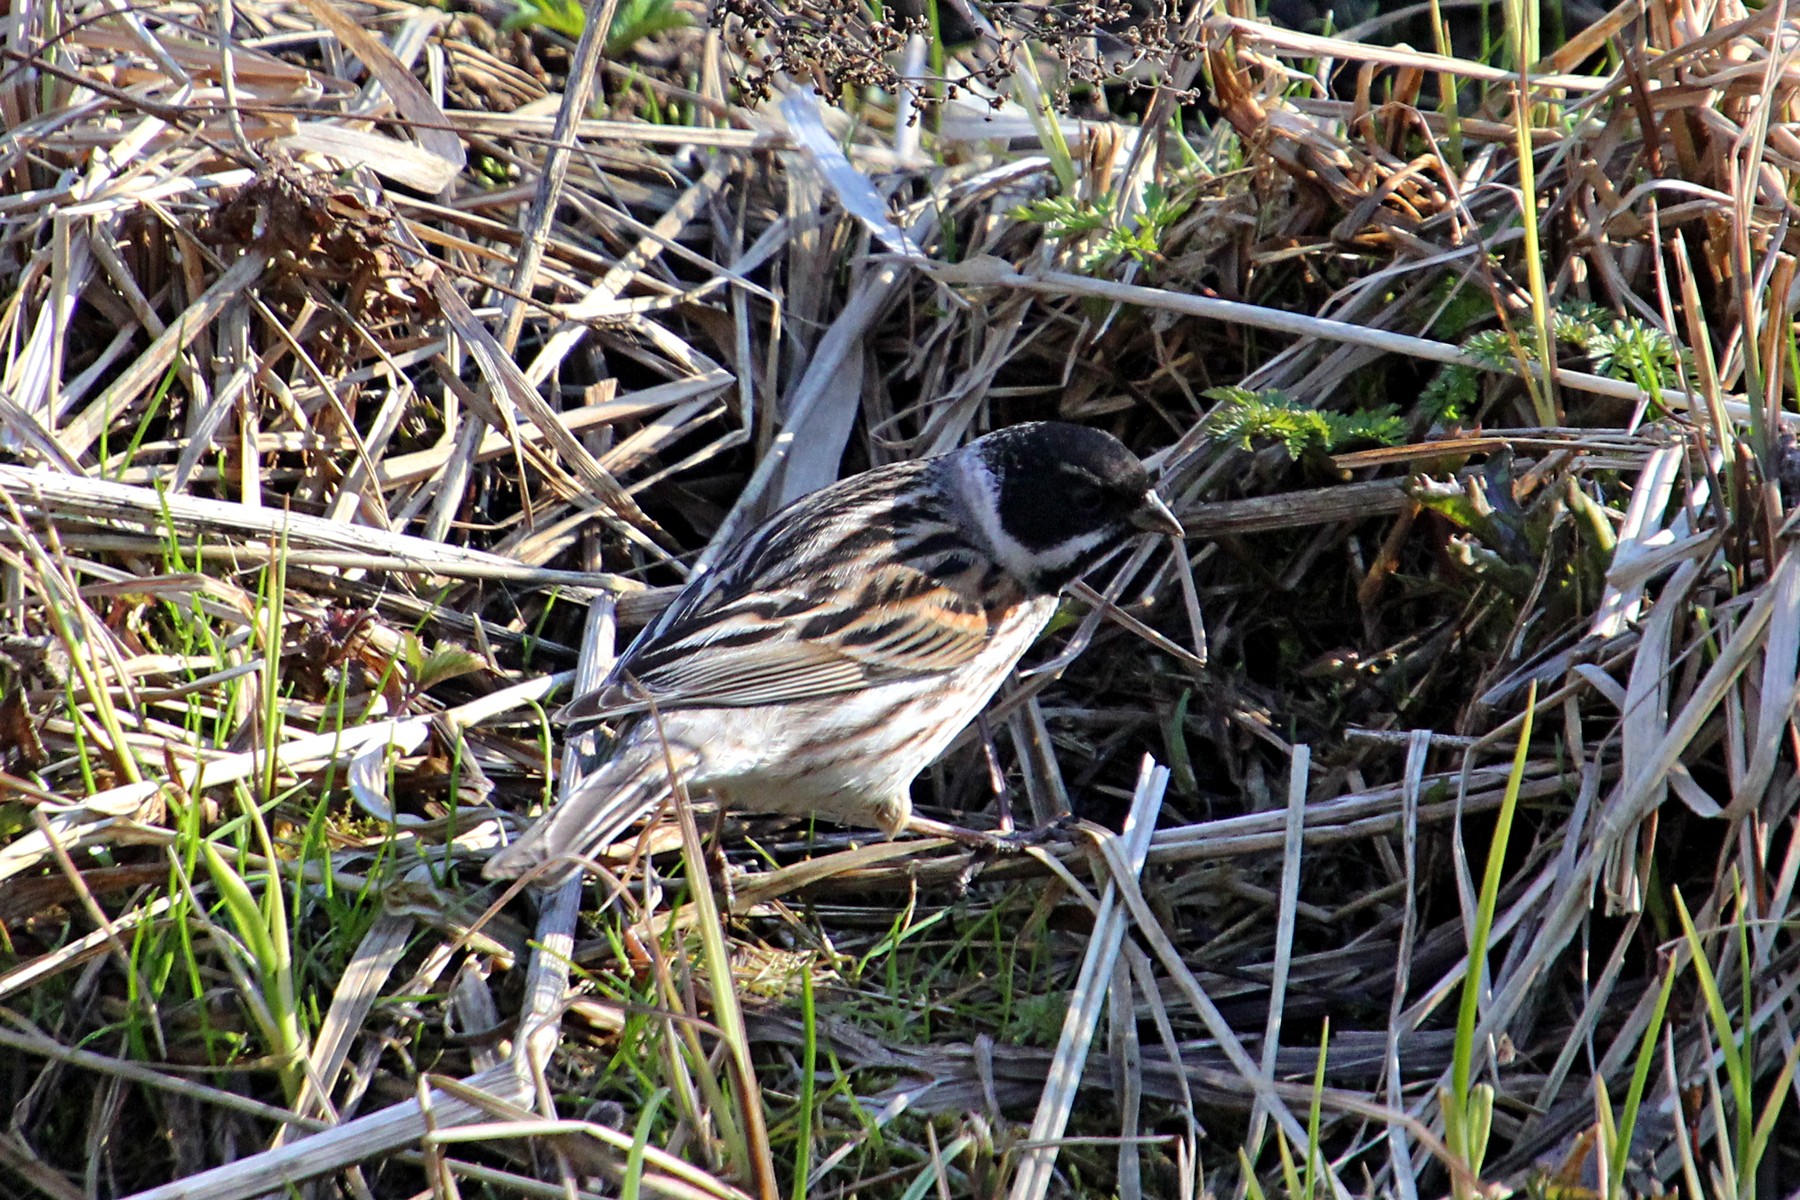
{"left": 484, "top": 421, "right": 1183, "bottom": 886}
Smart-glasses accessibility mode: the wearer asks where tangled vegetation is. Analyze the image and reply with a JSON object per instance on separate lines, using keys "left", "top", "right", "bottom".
{"left": 2, "top": 0, "right": 1799, "bottom": 1197}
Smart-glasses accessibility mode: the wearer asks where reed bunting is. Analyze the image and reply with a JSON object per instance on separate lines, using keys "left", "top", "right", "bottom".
{"left": 485, "top": 421, "right": 1183, "bottom": 884}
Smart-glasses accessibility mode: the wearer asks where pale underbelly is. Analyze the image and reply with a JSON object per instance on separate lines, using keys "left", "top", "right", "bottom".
{"left": 647, "top": 595, "right": 1058, "bottom": 830}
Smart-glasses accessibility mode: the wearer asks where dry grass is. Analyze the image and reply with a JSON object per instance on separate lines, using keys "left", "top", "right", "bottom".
{"left": 3, "top": 0, "right": 1800, "bottom": 1197}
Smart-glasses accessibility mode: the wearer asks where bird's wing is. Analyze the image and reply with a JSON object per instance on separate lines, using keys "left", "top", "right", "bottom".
{"left": 560, "top": 468, "right": 1014, "bottom": 725}
{"left": 561, "top": 561, "right": 1000, "bottom": 723}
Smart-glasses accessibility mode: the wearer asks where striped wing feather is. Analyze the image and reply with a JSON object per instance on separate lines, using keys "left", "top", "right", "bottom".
{"left": 560, "top": 467, "right": 1000, "bottom": 724}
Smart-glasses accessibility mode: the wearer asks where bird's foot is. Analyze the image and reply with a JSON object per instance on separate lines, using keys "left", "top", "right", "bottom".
{"left": 904, "top": 815, "right": 1077, "bottom": 881}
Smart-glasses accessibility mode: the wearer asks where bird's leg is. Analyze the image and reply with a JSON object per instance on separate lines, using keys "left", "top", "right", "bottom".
{"left": 706, "top": 801, "right": 735, "bottom": 910}
{"left": 973, "top": 712, "right": 1015, "bottom": 831}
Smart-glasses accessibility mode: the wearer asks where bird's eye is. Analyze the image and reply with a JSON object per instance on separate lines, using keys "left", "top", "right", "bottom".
{"left": 1069, "top": 484, "right": 1105, "bottom": 515}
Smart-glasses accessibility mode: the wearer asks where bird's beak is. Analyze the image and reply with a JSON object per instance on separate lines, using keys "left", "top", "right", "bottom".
{"left": 1131, "top": 492, "right": 1185, "bottom": 538}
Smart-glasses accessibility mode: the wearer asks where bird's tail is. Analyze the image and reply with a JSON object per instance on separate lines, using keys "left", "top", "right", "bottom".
{"left": 482, "top": 743, "right": 694, "bottom": 886}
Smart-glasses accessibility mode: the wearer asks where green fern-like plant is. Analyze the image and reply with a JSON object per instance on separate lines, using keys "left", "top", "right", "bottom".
{"left": 1422, "top": 303, "right": 1689, "bottom": 421}
{"left": 1202, "top": 387, "right": 1405, "bottom": 458}
{"left": 1567, "top": 308, "right": 1689, "bottom": 397}
{"left": 1012, "top": 194, "right": 1109, "bottom": 239}
{"left": 1012, "top": 180, "right": 1195, "bottom": 273}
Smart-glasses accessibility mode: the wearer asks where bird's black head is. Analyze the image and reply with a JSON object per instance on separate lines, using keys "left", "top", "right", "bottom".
{"left": 971, "top": 422, "right": 1183, "bottom": 592}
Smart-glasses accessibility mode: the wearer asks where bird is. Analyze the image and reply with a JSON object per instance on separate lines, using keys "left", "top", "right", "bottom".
{"left": 483, "top": 421, "right": 1184, "bottom": 885}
